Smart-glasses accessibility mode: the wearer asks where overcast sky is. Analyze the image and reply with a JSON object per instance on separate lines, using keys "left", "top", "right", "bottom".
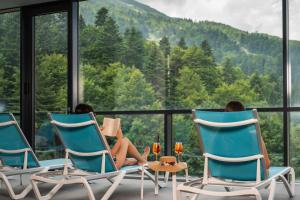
{"left": 137, "top": 0, "right": 300, "bottom": 40}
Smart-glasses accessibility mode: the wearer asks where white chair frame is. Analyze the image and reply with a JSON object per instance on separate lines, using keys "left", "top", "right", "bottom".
{"left": 0, "top": 118, "right": 49, "bottom": 200}
{"left": 176, "top": 115, "right": 295, "bottom": 200}
{"left": 31, "top": 117, "right": 162, "bottom": 200}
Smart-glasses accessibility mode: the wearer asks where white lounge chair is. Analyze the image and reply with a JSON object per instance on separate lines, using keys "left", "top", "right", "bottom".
{"left": 177, "top": 109, "right": 295, "bottom": 200}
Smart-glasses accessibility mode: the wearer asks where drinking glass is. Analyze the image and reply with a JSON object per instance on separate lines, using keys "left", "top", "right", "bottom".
{"left": 175, "top": 142, "right": 183, "bottom": 162}
{"left": 152, "top": 142, "right": 161, "bottom": 161}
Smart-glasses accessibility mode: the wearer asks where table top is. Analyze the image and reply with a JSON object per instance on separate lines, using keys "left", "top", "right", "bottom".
{"left": 148, "top": 161, "right": 187, "bottom": 173}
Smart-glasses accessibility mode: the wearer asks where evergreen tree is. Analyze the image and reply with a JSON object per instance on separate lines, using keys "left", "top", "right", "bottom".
{"left": 178, "top": 37, "right": 187, "bottom": 49}
{"left": 159, "top": 36, "right": 171, "bottom": 57}
{"left": 79, "top": 14, "right": 86, "bottom": 30}
{"left": 122, "top": 27, "right": 145, "bottom": 69}
{"left": 168, "top": 47, "right": 185, "bottom": 108}
{"left": 222, "top": 58, "right": 239, "bottom": 84}
{"left": 95, "top": 7, "right": 109, "bottom": 27}
{"left": 201, "top": 40, "right": 213, "bottom": 57}
{"left": 144, "top": 42, "right": 165, "bottom": 101}
{"left": 176, "top": 66, "right": 209, "bottom": 108}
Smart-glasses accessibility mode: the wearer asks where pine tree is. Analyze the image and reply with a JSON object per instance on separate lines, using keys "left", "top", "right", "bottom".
{"left": 122, "top": 27, "right": 145, "bottom": 69}
{"left": 95, "top": 7, "right": 108, "bottom": 27}
{"left": 201, "top": 40, "right": 213, "bottom": 57}
{"left": 159, "top": 36, "right": 170, "bottom": 57}
{"left": 178, "top": 37, "right": 187, "bottom": 49}
{"left": 144, "top": 42, "right": 165, "bottom": 101}
{"left": 79, "top": 14, "right": 86, "bottom": 30}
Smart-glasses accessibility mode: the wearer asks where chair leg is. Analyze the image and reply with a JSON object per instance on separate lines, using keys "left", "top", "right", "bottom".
{"left": 31, "top": 178, "right": 63, "bottom": 200}
{"left": 280, "top": 168, "right": 295, "bottom": 197}
{"left": 267, "top": 179, "right": 276, "bottom": 200}
{"left": 101, "top": 171, "right": 126, "bottom": 200}
{"left": 81, "top": 178, "right": 96, "bottom": 200}
{"left": 0, "top": 173, "right": 32, "bottom": 200}
{"left": 141, "top": 166, "right": 144, "bottom": 200}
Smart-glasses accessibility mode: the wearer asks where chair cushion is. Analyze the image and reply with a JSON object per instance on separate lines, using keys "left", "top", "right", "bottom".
{"left": 39, "top": 158, "right": 72, "bottom": 169}
{"left": 268, "top": 166, "right": 290, "bottom": 179}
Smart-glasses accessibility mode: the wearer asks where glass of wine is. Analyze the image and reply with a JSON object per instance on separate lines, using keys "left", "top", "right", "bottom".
{"left": 175, "top": 142, "right": 183, "bottom": 162}
{"left": 152, "top": 142, "right": 161, "bottom": 161}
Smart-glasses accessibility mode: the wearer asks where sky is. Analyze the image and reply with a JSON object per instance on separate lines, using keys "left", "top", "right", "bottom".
{"left": 137, "top": 0, "right": 300, "bottom": 40}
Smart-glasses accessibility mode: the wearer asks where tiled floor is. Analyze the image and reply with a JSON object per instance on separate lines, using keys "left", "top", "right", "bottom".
{"left": 0, "top": 176, "right": 299, "bottom": 200}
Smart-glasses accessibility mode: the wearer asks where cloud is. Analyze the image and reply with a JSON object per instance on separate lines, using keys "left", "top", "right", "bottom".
{"left": 137, "top": 0, "right": 300, "bottom": 40}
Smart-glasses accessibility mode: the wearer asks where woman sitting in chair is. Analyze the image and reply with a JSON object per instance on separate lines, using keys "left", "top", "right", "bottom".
{"left": 75, "top": 103, "right": 150, "bottom": 169}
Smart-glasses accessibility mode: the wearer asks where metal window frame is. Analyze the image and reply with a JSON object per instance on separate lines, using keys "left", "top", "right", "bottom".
{"left": 0, "top": 0, "right": 297, "bottom": 167}
{"left": 20, "top": 0, "right": 79, "bottom": 149}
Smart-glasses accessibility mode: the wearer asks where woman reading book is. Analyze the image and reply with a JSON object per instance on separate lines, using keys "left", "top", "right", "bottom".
{"left": 75, "top": 103, "right": 150, "bottom": 169}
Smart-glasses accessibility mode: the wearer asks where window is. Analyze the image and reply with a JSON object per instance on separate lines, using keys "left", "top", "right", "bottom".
{"left": 79, "top": 0, "right": 283, "bottom": 110}
{"left": 0, "top": 12, "right": 20, "bottom": 113}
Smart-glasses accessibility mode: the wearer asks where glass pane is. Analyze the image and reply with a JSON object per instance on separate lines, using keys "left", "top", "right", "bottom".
{"left": 35, "top": 13, "right": 68, "bottom": 160}
{"left": 173, "top": 112, "right": 283, "bottom": 176}
{"left": 95, "top": 114, "right": 164, "bottom": 161}
{"left": 79, "top": 0, "right": 282, "bottom": 110}
{"left": 0, "top": 12, "right": 20, "bottom": 113}
{"left": 289, "top": 0, "right": 300, "bottom": 106}
{"left": 290, "top": 112, "right": 300, "bottom": 179}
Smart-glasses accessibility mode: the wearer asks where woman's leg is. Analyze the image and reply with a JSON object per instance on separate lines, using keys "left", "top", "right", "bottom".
{"left": 126, "top": 138, "right": 149, "bottom": 163}
{"left": 115, "top": 137, "right": 149, "bottom": 169}
{"left": 115, "top": 138, "right": 130, "bottom": 169}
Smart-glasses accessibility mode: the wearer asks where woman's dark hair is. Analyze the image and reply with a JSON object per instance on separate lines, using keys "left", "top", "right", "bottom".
{"left": 75, "top": 103, "right": 94, "bottom": 114}
{"left": 225, "top": 101, "right": 245, "bottom": 112}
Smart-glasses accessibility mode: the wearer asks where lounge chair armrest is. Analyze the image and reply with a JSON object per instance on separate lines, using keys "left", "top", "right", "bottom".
{"left": 0, "top": 121, "right": 16, "bottom": 127}
{"left": 0, "top": 148, "right": 31, "bottom": 170}
{"left": 66, "top": 149, "right": 109, "bottom": 157}
{"left": 0, "top": 148, "right": 31, "bottom": 154}
{"left": 203, "top": 153, "right": 263, "bottom": 184}
{"left": 51, "top": 120, "right": 96, "bottom": 128}
{"left": 203, "top": 153, "right": 263, "bottom": 162}
{"left": 63, "top": 149, "right": 109, "bottom": 175}
{"left": 194, "top": 118, "right": 258, "bottom": 127}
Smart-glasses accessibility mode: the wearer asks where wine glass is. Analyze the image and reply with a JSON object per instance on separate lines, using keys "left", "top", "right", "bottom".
{"left": 152, "top": 142, "right": 161, "bottom": 161}
{"left": 175, "top": 142, "right": 183, "bottom": 162}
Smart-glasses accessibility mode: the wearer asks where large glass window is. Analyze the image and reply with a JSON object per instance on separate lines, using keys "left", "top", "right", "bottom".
{"left": 0, "top": 12, "right": 20, "bottom": 113}
{"left": 34, "top": 13, "right": 68, "bottom": 160}
{"left": 79, "top": 0, "right": 283, "bottom": 110}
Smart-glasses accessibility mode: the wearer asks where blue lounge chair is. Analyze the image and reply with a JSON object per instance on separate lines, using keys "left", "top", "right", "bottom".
{"left": 0, "top": 113, "right": 68, "bottom": 199}
{"left": 177, "top": 109, "right": 295, "bottom": 200}
{"left": 31, "top": 112, "right": 156, "bottom": 200}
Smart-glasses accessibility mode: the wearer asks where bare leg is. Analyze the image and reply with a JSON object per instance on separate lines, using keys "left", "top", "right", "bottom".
{"left": 115, "top": 137, "right": 149, "bottom": 169}
{"left": 126, "top": 138, "right": 146, "bottom": 162}
{"left": 115, "top": 138, "right": 130, "bottom": 169}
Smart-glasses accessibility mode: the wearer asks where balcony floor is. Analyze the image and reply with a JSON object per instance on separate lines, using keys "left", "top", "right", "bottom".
{"left": 0, "top": 177, "right": 299, "bottom": 200}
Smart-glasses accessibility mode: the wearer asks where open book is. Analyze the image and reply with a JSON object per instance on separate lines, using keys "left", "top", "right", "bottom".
{"left": 102, "top": 118, "right": 121, "bottom": 137}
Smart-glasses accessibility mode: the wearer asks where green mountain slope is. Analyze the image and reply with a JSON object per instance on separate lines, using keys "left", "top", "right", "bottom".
{"left": 80, "top": 0, "right": 300, "bottom": 76}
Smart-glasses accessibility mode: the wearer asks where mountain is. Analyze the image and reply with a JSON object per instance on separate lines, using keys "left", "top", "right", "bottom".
{"left": 79, "top": 0, "right": 300, "bottom": 77}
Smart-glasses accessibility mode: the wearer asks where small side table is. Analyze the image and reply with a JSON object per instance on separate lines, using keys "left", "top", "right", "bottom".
{"left": 149, "top": 157, "right": 188, "bottom": 200}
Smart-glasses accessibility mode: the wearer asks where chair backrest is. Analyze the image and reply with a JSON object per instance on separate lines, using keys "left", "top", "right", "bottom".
{"left": 49, "top": 113, "right": 117, "bottom": 173}
{"left": 193, "top": 109, "right": 267, "bottom": 181}
{"left": 0, "top": 113, "right": 40, "bottom": 168}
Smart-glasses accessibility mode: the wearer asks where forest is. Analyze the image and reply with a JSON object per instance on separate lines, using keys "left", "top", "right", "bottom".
{"left": 0, "top": 0, "right": 300, "bottom": 177}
